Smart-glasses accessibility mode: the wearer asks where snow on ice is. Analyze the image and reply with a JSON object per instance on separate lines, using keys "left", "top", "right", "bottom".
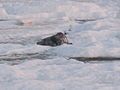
{"left": 0, "top": 0, "right": 120, "bottom": 90}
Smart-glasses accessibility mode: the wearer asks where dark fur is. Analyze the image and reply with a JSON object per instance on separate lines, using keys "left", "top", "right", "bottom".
{"left": 37, "top": 32, "right": 72, "bottom": 46}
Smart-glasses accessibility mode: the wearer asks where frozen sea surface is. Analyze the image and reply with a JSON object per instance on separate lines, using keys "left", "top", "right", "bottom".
{"left": 0, "top": 0, "right": 120, "bottom": 90}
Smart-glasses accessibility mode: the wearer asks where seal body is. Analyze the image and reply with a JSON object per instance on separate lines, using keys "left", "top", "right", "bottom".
{"left": 37, "top": 32, "right": 72, "bottom": 46}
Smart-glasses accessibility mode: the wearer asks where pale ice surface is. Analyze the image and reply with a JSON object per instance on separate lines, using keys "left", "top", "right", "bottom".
{"left": 0, "top": 0, "right": 120, "bottom": 90}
